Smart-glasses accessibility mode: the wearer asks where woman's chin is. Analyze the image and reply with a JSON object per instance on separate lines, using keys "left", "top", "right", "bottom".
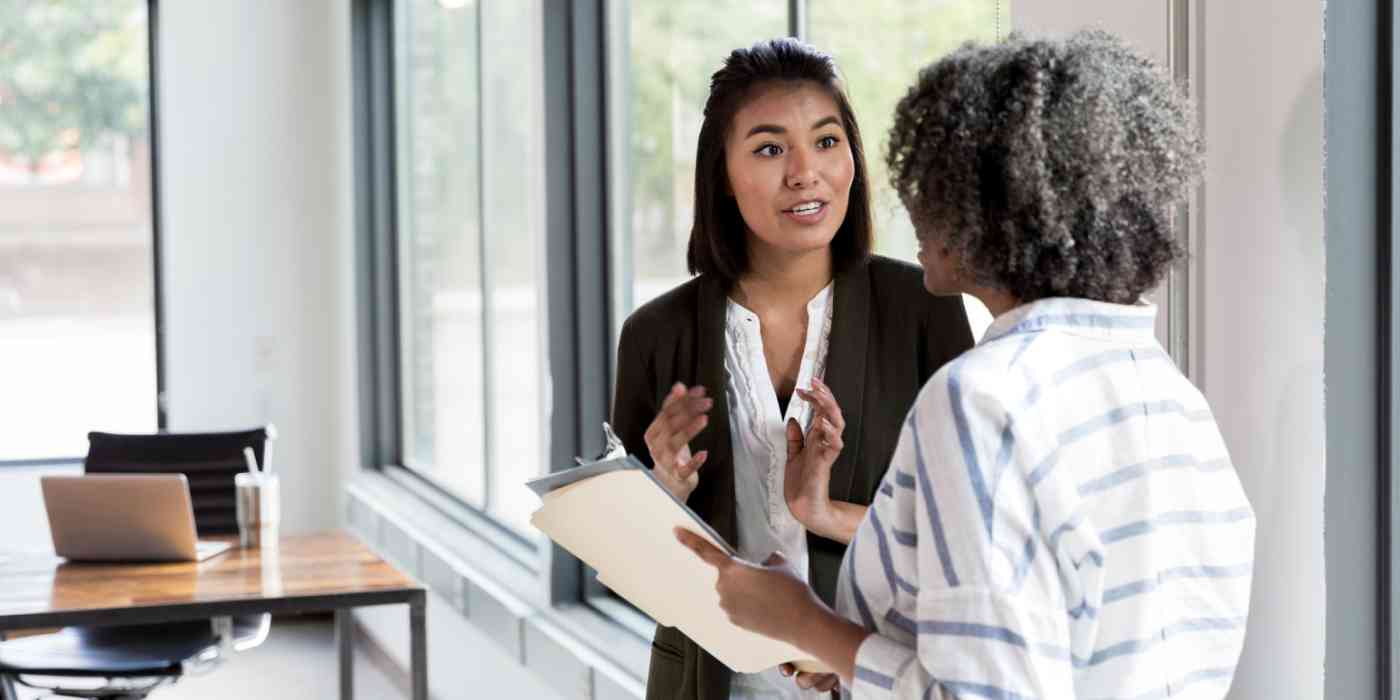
{"left": 768, "top": 228, "right": 841, "bottom": 256}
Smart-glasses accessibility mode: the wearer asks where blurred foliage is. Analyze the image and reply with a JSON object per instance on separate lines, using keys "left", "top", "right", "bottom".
{"left": 810, "top": 0, "right": 1008, "bottom": 261}
{"left": 0, "top": 0, "right": 148, "bottom": 169}
{"left": 626, "top": 0, "right": 785, "bottom": 289}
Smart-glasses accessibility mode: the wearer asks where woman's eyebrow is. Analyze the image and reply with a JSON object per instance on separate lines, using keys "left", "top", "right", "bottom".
{"left": 743, "top": 115, "right": 842, "bottom": 139}
{"left": 744, "top": 123, "right": 786, "bottom": 138}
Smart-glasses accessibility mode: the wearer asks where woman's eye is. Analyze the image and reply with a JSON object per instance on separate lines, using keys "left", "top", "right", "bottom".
{"left": 754, "top": 144, "right": 783, "bottom": 157}
{"left": 817, "top": 135, "right": 840, "bottom": 149}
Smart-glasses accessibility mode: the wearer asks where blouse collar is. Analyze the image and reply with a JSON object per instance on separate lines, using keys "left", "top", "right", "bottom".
{"left": 980, "top": 297, "right": 1158, "bottom": 346}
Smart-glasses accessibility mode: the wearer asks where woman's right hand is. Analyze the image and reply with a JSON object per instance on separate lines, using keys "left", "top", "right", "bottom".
{"left": 644, "top": 383, "right": 713, "bottom": 503}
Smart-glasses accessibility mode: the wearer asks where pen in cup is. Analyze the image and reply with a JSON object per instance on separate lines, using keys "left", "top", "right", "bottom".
{"left": 242, "top": 446, "right": 262, "bottom": 476}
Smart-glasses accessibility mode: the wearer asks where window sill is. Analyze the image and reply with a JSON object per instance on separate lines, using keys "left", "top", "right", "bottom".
{"left": 345, "top": 470, "right": 650, "bottom": 700}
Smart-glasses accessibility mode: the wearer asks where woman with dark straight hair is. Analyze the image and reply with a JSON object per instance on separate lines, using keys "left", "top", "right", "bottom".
{"left": 611, "top": 38, "right": 973, "bottom": 699}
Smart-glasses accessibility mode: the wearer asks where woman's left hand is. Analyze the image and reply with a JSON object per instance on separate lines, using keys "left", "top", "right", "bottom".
{"left": 673, "top": 528, "right": 822, "bottom": 646}
{"left": 785, "top": 376, "right": 845, "bottom": 535}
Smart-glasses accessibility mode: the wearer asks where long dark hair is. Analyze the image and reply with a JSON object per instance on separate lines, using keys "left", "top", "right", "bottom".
{"left": 686, "top": 38, "right": 874, "bottom": 284}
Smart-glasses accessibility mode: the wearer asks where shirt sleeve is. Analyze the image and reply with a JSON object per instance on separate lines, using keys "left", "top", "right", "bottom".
{"left": 848, "top": 367, "right": 1076, "bottom": 700}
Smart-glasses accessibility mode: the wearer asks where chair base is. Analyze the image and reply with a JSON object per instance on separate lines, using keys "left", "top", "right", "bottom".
{"left": 0, "top": 616, "right": 270, "bottom": 699}
{"left": 0, "top": 623, "right": 217, "bottom": 678}
{"left": 11, "top": 672, "right": 172, "bottom": 699}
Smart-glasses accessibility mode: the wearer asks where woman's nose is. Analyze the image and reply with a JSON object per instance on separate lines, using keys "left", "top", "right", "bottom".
{"left": 786, "top": 148, "right": 818, "bottom": 189}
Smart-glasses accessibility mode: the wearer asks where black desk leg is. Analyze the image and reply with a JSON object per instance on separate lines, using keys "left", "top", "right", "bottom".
{"left": 336, "top": 608, "right": 354, "bottom": 700}
{"left": 409, "top": 594, "right": 427, "bottom": 700}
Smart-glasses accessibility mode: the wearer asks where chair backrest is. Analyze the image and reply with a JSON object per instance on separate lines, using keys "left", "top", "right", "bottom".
{"left": 84, "top": 429, "right": 269, "bottom": 536}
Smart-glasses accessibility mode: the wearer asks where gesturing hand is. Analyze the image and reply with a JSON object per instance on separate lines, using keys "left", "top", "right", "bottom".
{"left": 644, "top": 383, "right": 713, "bottom": 503}
{"left": 784, "top": 376, "right": 845, "bottom": 535}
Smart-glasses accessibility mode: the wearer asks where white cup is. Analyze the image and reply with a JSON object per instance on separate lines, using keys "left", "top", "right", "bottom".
{"left": 235, "top": 472, "right": 280, "bottom": 549}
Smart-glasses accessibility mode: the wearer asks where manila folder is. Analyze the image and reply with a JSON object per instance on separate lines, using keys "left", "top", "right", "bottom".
{"left": 529, "top": 464, "right": 827, "bottom": 674}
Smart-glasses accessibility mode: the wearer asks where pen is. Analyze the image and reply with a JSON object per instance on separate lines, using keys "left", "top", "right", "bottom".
{"left": 243, "top": 446, "right": 262, "bottom": 476}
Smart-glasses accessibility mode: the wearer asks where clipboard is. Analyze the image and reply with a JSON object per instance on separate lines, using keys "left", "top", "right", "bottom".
{"left": 526, "top": 456, "right": 827, "bottom": 674}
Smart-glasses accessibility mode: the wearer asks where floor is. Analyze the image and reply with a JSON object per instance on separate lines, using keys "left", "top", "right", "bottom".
{"left": 10, "top": 617, "right": 402, "bottom": 700}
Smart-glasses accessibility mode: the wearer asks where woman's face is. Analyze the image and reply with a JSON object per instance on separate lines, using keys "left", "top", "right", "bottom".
{"left": 724, "top": 82, "right": 854, "bottom": 263}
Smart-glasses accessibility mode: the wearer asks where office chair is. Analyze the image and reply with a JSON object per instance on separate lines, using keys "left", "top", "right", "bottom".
{"left": 0, "top": 428, "right": 276, "bottom": 700}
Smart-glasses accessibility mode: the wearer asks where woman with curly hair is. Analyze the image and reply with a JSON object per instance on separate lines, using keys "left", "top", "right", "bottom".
{"left": 677, "top": 31, "right": 1255, "bottom": 699}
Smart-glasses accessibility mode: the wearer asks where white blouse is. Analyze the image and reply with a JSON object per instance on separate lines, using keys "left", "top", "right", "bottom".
{"left": 723, "top": 282, "right": 834, "bottom": 700}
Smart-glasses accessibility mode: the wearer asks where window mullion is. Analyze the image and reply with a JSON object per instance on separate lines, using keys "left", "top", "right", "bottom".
{"left": 789, "top": 0, "right": 807, "bottom": 41}
{"left": 475, "top": 0, "right": 496, "bottom": 517}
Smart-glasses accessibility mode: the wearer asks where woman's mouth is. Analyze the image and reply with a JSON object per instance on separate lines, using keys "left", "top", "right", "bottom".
{"left": 783, "top": 200, "right": 828, "bottom": 223}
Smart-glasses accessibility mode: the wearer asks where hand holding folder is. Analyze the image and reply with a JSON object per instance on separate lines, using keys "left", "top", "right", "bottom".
{"left": 527, "top": 455, "right": 829, "bottom": 674}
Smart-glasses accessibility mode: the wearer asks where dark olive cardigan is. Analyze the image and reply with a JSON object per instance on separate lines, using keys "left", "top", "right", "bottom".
{"left": 610, "top": 255, "right": 974, "bottom": 700}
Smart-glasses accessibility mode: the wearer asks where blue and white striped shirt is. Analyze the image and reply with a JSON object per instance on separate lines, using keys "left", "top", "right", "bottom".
{"left": 834, "top": 298, "right": 1254, "bottom": 699}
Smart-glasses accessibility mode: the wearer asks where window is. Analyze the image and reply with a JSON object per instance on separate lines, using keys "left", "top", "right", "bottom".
{"left": 361, "top": 0, "right": 1007, "bottom": 622}
{"left": 0, "top": 1, "right": 159, "bottom": 462}
{"left": 392, "top": 0, "right": 547, "bottom": 536}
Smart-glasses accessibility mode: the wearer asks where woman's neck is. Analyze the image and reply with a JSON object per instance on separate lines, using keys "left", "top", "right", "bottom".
{"left": 734, "top": 244, "right": 834, "bottom": 312}
{"left": 967, "top": 284, "right": 1021, "bottom": 318}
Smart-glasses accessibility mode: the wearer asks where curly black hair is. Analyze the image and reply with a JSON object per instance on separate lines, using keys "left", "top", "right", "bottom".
{"left": 887, "top": 30, "right": 1203, "bottom": 304}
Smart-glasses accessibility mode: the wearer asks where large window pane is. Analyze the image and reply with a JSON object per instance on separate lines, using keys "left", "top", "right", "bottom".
{"left": 809, "top": 0, "right": 1008, "bottom": 339}
{"left": 395, "top": 0, "right": 486, "bottom": 506}
{"left": 0, "top": 1, "right": 157, "bottom": 460}
{"left": 610, "top": 1, "right": 786, "bottom": 328}
{"left": 480, "top": 0, "right": 547, "bottom": 534}
{"left": 394, "top": 0, "right": 547, "bottom": 536}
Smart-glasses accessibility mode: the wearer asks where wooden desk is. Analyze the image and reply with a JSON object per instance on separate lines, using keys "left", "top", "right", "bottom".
{"left": 0, "top": 531, "right": 425, "bottom": 700}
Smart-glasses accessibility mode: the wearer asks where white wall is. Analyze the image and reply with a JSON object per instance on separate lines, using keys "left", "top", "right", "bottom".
{"left": 1199, "top": 3, "right": 1325, "bottom": 698}
{"left": 157, "top": 0, "right": 353, "bottom": 536}
{"left": 1018, "top": 3, "right": 1327, "bottom": 698}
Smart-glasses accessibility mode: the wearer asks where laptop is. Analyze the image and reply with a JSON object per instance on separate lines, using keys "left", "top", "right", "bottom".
{"left": 41, "top": 474, "right": 233, "bottom": 562}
